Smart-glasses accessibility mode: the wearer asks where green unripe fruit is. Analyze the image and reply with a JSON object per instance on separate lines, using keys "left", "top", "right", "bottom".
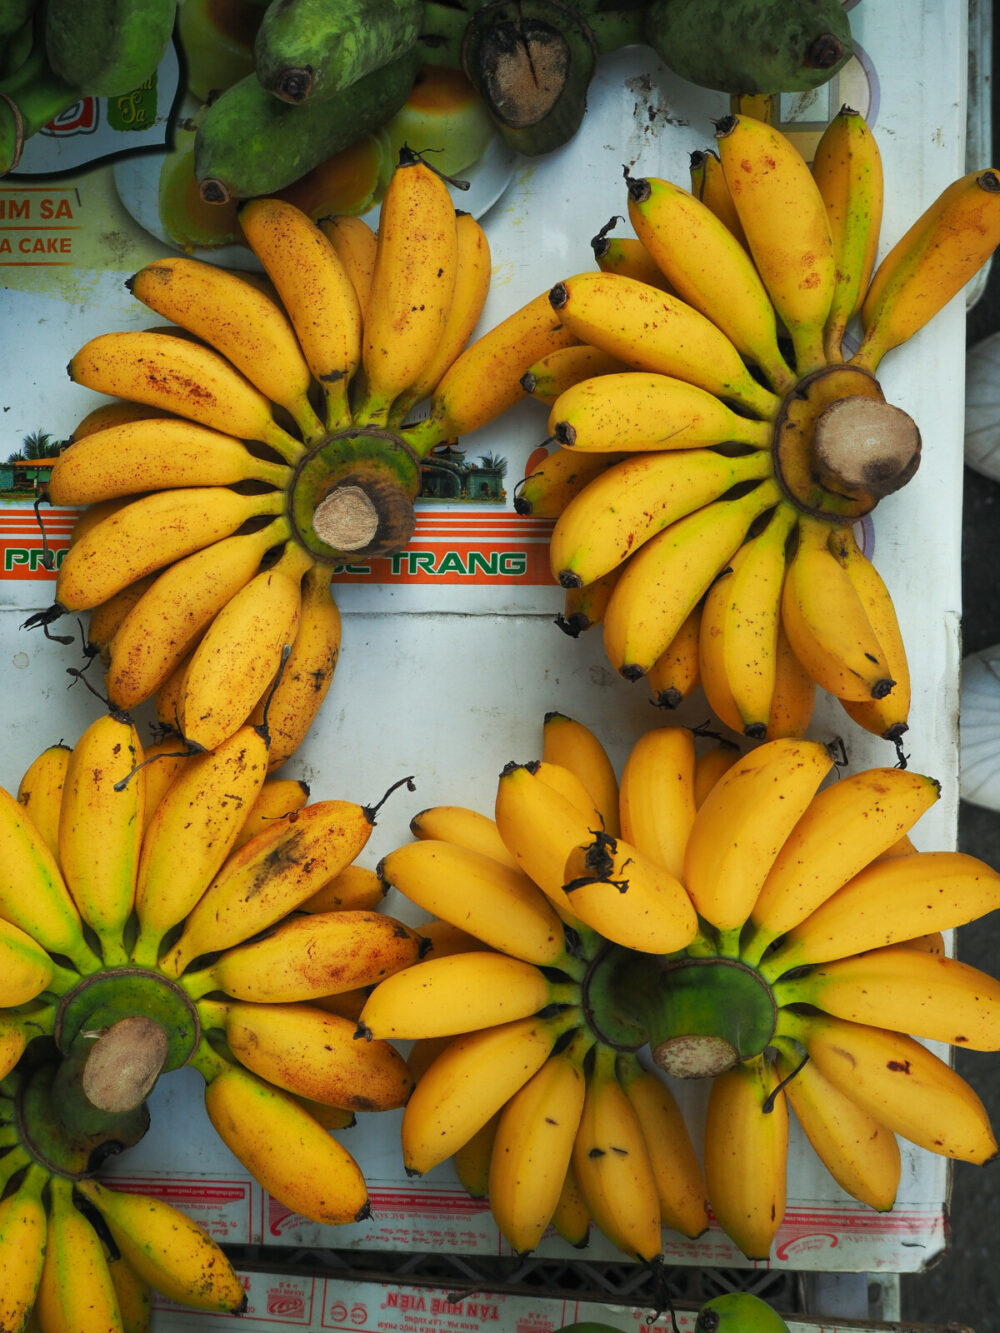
{"left": 696, "top": 1292, "right": 791, "bottom": 1332}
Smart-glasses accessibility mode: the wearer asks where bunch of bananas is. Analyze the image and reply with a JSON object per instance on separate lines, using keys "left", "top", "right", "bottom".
{"left": 36, "top": 154, "right": 493, "bottom": 761}
{"left": 358, "top": 713, "right": 1000, "bottom": 1262}
{"left": 504, "top": 109, "right": 1000, "bottom": 747}
{"left": 0, "top": 705, "right": 425, "bottom": 1327}
{"left": 0, "top": 0, "right": 178, "bottom": 176}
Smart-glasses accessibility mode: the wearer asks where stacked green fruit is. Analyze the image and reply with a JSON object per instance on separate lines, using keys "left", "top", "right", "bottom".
{"left": 0, "top": 0, "right": 178, "bottom": 175}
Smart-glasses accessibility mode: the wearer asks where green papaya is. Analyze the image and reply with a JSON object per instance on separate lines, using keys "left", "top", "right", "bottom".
{"left": 696, "top": 1292, "right": 792, "bottom": 1332}
{"left": 643, "top": 0, "right": 853, "bottom": 95}
{"left": 254, "top": 0, "right": 424, "bottom": 103}
{"left": 194, "top": 44, "right": 421, "bottom": 203}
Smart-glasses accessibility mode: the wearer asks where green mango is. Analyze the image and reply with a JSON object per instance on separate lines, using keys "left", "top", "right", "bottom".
{"left": 643, "top": 0, "right": 853, "bottom": 95}
{"left": 696, "top": 1292, "right": 792, "bottom": 1332}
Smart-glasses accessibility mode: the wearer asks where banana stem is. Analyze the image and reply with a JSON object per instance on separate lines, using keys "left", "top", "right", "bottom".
{"left": 263, "top": 421, "right": 308, "bottom": 465}
{"left": 791, "top": 323, "right": 830, "bottom": 379}
{"left": 0, "top": 1124, "right": 19, "bottom": 1148}
{"left": 195, "top": 997, "right": 230, "bottom": 1031}
{"left": 714, "top": 925, "right": 743, "bottom": 959}
{"left": 737, "top": 921, "right": 776, "bottom": 969}
{"left": 46, "top": 961, "right": 86, "bottom": 996}
{"left": 0, "top": 1145, "right": 30, "bottom": 1192}
{"left": 401, "top": 414, "right": 448, "bottom": 458}
{"left": 188, "top": 1036, "right": 232, "bottom": 1084}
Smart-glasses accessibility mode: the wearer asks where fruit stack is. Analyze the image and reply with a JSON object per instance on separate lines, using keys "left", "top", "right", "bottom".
{"left": 35, "top": 154, "right": 493, "bottom": 763}
{"left": 364, "top": 715, "right": 1000, "bottom": 1264}
{"left": 2, "top": 88, "right": 998, "bottom": 1331}
{"left": 503, "top": 109, "right": 1000, "bottom": 750}
{"left": 0, "top": 706, "right": 427, "bottom": 1322}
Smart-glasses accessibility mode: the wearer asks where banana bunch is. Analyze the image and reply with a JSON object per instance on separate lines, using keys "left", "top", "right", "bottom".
{"left": 359, "top": 713, "right": 1000, "bottom": 1262}
{"left": 0, "top": 708, "right": 427, "bottom": 1327}
{"left": 507, "top": 110, "right": 1000, "bottom": 747}
{"left": 0, "top": 0, "right": 178, "bottom": 176}
{"left": 0, "top": 1057, "right": 248, "bottom": 1330}
{"left": 38, "top": 156, "right": 493, "bottom": 761}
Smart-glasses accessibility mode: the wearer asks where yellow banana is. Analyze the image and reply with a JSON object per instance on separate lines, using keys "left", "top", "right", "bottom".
{"left": 828, "top": 525, "right": 911, "bottom": 742}
{"left": 183, "top": 908, "right": 424, "bottom": 1004}
{"left": 231, "top": 776, "right": 311, "bottom": 852}
{"left": 376, "top": 838, "right": 570, "bottom": 966}
{"left": 408, "top": 804, "right": 520, "bottom": 870}
{"left": 552, "top": 449, "right": 773, "bottom": 591}
{"left": 358, "top": 950, "right": 574, "bottom": 1040}
{"left": 154, "top": 647, "right": 195, "bottom": 732}
{"left": 616, "top": 1052, "right": 709, "bottom": 1238}
{"left": 76, "top": 1178, "right": 246, "bottom": 1314}
{"left": 401, "top": 1008, "right": 581, "bottom": 1175}
{"left": 239, "top": 196, "right": 362, "bottom": 432}
{"left": 402, "top": 288, "right": 580, "bottom": 454}
{"left": 693, "top": 740, "right": 741, "bottom": 808}
{"left": 552, "top": 1159, "right": 591, "bottom": 1247}
{"left": 71, "top": 398, "right": 170, "bottom": 440}
{"left": 853, "top": 168, "right": 1000, "bottom": 373}
{"left": 248, "top": 562, "right": 341, "bottom": 772}
{"left": 716, "top": 113, "right": 836, "bottom": 375}
{"left": 776, "top": 945, "right": 1000, "bottom": 1051}
{"left": 515, "top": 447, "right": 622, "bottom": 520}
{"left": 777, "top": 1010, "right": 998, "bottom": 1164}
{"left": 520, "top": 344, "right": 630, "bottom": 405}
{"left": 703, "top": 1054, "right": 788, "bottom": 1260}
{"left": 562, "top": 829, "right": 698, "bottom": 954}
{"left": 299, "top": 862, "right": 386, "bottom": 913}
{"left": 557, "top": 567, "right": 623, "bottom": 637}
{"left": 698, "top": 502, "right": 798, "bottom": 737}
{"left": 488, "top": 1027, "right": 593, "bottom": 1254}
{"left": 774, "top": 1038, "right": 899, "bottom": 1212}
{"left": 68, "top": 329, "right": 302, "bottom": 461}
{"left": 811, "top": 106, "right": 884, "bottom": 363}
{"left": 0, "top": 785, "right": 97, "bottom": 973}
{"left": 602, "top": 477, "right": 782, "bottom": 679}
{"left": 107, "top": 1252, "right": 152, "bottom": 1333}
{"left": 765, "top": 622, "right": 817, "bottom": 740}
{"left": 547, "top": 272, "right": 780, "bottom": 420}
{"left": 493, "top": 761, "right": 600, "bottom": 916}
{"left": 139, "top": 735, "right": 190, "bottom": 830}
{"left": 591, "top": 227, "right": 675, "bottom": 291}
{"left": 55, "top": 485, "right": 285, "bottom": 612}
{"left": 689, "top": 147, "right": 749, "bottom": 249}
{"left": 390, "top": 209, "right": 492, "bottom": 424}
{"left": 542, "top": 711, "right": 620, "bottom": 837}
{"left": 549, "top": 371, "right": 772, "bottom": 454}
{"left": 780, "top": 517, "right": 896, "bottom": 703}
{"left": 194, "top": 1043, "right": 369, "bottom": 1224}
{"left": 86, "top": 574, "right": 159, "bottom": 667}
{"left": 571, "top": 1043, "right": 663, "bottom": 1262}
{"left": 131, "top": 722, "right": 271, "bottom": 968}
{"left": 415, "top": 917, "right": 494, "bottom": 958}
{"left": 199, "top": 998, "right": 413, "bottom": 1110}
{"left": 127, "top": 255, "right": 325, "bottom": 442}
{"left": 178, "top": 543, "right": 311, "bottom": 752}
{"left": 645, "top": 604, "right": 702, "bottom": 709}
{"left": 160, "top": 796, "right": 377, "bottom": 975}
{"left": 0, "top": 1165, "right": 47, "bottom": 1333}
{"left": 683, "top": 737, "right": 834, "bottom": 941}
{"left": 106, "top": 520, "right": 289, "bottom": 710}
{"left": 319, "top": 213, "right": 378, "bottom": 317}
{"left": 626, "top": 172, "right": 795, "bottom": 392}
{"left": 58, "top": 709, "right": 145, "bottom": 966}
{"left": 48, "top": 417, "right": 289, "bottom": 506}
{"left": 455, "top": 1113, "right": 499, "bottom": 1200}
{"left": 0, "top": 915, "right": 66, "bottom": 1005}
{"left": 618, "top": 726, "right": 696, "bottom": 882}
{"left": 744, "top": 766, "right": 941, "bottom": 962}
{"left": 760, "top": 850, "right": 1000, "bottom": 979}
{"left": 16, "top": 742, "right": 70, "bottom": 859}
{"left": 355, "top": 155, "right": 458, "bottom": 426}
{"left": 35, "top": 1175, "right": 124, "bottom": 1333}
